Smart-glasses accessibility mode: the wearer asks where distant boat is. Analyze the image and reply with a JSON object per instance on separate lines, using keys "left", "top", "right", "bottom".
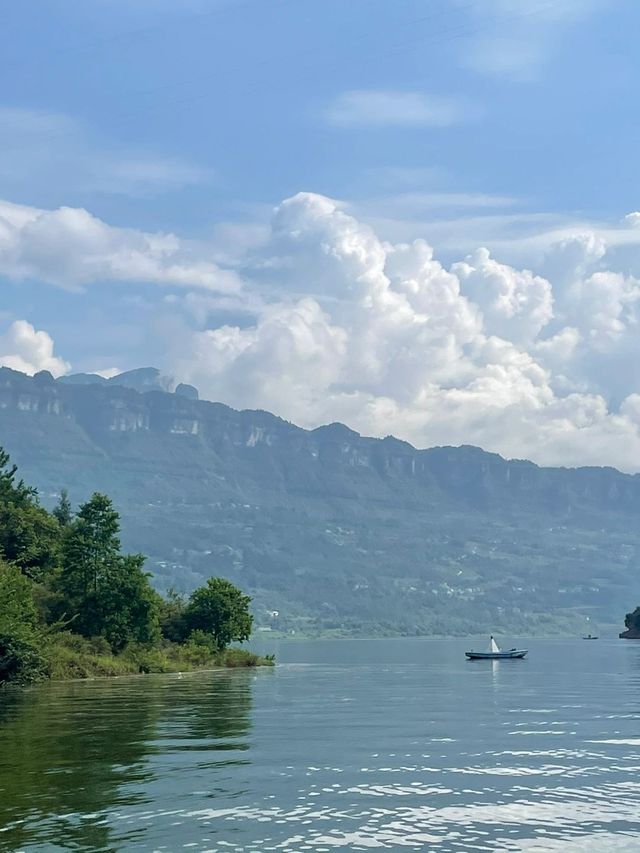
{"left": 582, "top": 634, "right": 598, "bottom": 640}
{"left": 465, "top": 635, "right": 528, "bottom": 660}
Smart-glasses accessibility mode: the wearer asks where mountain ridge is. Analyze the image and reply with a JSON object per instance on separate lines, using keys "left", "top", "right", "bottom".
{"left": 0, "top": 366, "right": 638, "bottom": 635}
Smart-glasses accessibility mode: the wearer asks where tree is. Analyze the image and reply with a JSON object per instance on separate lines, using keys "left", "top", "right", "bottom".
{"left": 158, "top": 588, "right": 187, "bottom": 643}
{"left": 0, "top": 448, "right": 60, "bottom": 580}
{"left": 52, "top": 489, "right": 73, "bottom": 526}
{"left": 61, "top": 493, "right": 120, "bottom": 603}
{"left": 624, "top": 606, "right": 640, "bottom": 633}
{"left": 0, "top": 560, "right": 38, "bottom": 627}
{"left": 0, "top": 447, "right": 35, "bottom": 507}
{"left": 0, "top": 560, "right": 48, "bottom": 684}
{"left": 57, "top": 493, "right": 159, "bottom": 651}
{"left": 184, "top": 578, "right": 253, "bottom": 651}
{"left": 93, "top": 554, "right": 160, "bottom": 651}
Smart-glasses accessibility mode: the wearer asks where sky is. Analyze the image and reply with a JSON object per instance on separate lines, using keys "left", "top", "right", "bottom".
{"left": 2, "top": 0, "right": 640, "bottom": 471}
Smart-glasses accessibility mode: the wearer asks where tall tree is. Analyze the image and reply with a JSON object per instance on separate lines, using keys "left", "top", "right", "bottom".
{"left": 184, "top": 578, "right": 253, "bottom": 651}
{"left": 0, "top": 447, "right": 59, "bottom": 580}
{"left": 0, "top": 448, "right": 34, "bottom": 507}
{"left": 58, "top": 493, "right": 159, "bottom": 650}
{"left": 52, "top": 489, "right": 73, "bottom": 526}
{"left": 62, "top": 493, "right": 120, "bottom": 602}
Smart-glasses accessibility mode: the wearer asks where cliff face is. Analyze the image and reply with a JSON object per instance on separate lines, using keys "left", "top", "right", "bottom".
{"left": 1, "top": 366, "right": 639, "bottom": 634}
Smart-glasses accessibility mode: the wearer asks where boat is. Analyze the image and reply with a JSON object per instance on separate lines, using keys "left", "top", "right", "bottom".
{"left": 582, "top": 634, "right": 598, "bottom": 640}
{"left": 465, "top": 635, "right": 528, "bottom": 660}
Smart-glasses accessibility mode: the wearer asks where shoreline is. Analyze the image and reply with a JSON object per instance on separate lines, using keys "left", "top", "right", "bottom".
{"left": 12, "top": 660, "right": 274, "bottom": 688}
{"left": 254, "top": 628, "right": 621, "bottom": 642}
{"left": 40, "top": 638, "right": 275, "bottom": 685}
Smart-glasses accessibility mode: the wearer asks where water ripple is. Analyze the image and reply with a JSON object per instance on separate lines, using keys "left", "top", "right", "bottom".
{"left": 2, "top": 638, "right": 640, "bottom": 851}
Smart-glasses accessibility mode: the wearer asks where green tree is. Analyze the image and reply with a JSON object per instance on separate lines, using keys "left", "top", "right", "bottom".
{"left": 0, "top": 447, "right": 60, "bottom": 581}
{"left": 97, "top": 554, "right": 160, "bottom": 651}
{"left": 57, "top": 493, "right": 159, "bottom": 651}
{"left": 61, "top": 493, "right": 120, "bottom": 602}
{"left": 0, "top": 447, "right": 34, "bottom": 506}
{"left": 158, "top": 588, "right": 187, "bottom": 642}
{"left": 0, "top": 560, "right": 38, "bottom": 626}
{"left": 184, "top": 577, "right": 253, "bottom": 651}
{"left": 0, "top": 560, "right": 48, "bottom": 684}
{"left": 52, "top": 489, "right": 73, "bottom": 526}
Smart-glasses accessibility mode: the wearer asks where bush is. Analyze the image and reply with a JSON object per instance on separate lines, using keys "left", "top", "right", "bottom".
{"left": 47, "top": 632, "right": 137, "bottom": 680}
{"left": 0, "top": 624, "right": 49, "bottom": 685}
{"left": 122, "top": 644, "right": 172, "bottom": 674}
{"left": 219, "top": 648, "right": 274, "bottom": 668}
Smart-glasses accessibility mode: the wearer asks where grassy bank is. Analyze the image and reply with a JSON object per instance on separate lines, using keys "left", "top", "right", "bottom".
{"left": 44, "top": 633, "right": 274, "bottom": 681}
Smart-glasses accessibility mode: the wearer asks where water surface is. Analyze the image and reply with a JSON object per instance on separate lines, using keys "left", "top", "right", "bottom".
{"left": 2, "top": 637, "right": 640, "bottom": 851}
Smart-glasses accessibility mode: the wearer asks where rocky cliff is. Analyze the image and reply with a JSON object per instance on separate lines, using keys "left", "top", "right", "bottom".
{"left": 1, "top": 366, "right": 639, "bottom": 635}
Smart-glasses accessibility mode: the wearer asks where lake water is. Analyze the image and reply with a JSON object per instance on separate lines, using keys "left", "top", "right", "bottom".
{"left": 2, "top": 637, "right": 640, "bottom": 852}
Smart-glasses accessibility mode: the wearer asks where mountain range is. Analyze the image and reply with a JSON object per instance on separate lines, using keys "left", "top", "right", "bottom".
{"left": 0, "top": 365, "right": 638, "bottom": 636}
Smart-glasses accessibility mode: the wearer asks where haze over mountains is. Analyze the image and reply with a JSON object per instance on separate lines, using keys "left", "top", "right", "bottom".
{"left": 1, "top": 365, "right": 638, "bottom": 636}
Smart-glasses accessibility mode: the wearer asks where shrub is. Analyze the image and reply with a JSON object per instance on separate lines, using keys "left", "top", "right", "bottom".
{"left": 46, "top": 632, "right": 137, "bottom": 680}
{"left": 0, "top": 624, "right": 49, "bottom": 685}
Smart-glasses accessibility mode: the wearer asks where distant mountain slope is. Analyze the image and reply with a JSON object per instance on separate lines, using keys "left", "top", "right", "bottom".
{"left": 0, "top": 366, "right": 638, "bottom": 635}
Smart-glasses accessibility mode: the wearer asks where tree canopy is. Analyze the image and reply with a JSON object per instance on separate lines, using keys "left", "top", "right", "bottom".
{"left": 55, "top": 493, "right": 160, "bottom": 650}
{"left": 0, "top": 446, "right": 262, "bottom": 684}
{"left": 52, "top": 489, "right": 72, "bottom": 527}
{"left": 184, "top": 577, "right": 253, "bottom": 651}
{"left": 0, "top": 448, "right": 60, "bottom": 581}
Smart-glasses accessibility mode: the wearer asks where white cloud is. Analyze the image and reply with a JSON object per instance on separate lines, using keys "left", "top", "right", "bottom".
{"left": 0, "top": 199, "right": 241, "bottom": 292}
{"left": 4, "top": 190, "right": 640, "bottom": 472}
{"left": 169, "top": 192, "right": 640, "bottom": 472}
{"left": 567, "top": 270, "right": 640, "bottom": 347}
{"left": 452, "top": 248, "right": 553, "bottom": 343}
{"left": 355, "top": 192, "right": 518, "bottom": 225}
{"left": 0, "top": 107, "right": 210, "bottom": 198}
{"left": 324, "top": 91, "right": 470, "bottom": 128}
{"left": 162, "top": 193, "right": 640, "bottom": 470}
{"left": 94, "top": 367, "right": 121, "bottom": 379}
{"left": 0, "top": 320, "right": 70, "bottom": 377}
{"left": 457, "top": 0, "right": 607, "bottom": 78}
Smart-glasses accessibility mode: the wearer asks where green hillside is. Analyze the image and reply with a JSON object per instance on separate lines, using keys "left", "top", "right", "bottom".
{"left": 1, "top": 367, "right": 638, "bottom": 636}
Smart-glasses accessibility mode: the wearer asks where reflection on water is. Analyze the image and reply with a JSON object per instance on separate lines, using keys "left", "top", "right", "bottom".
{"left": 0, "top": 672, "right": 254, "bottom": 852}
{"left": 1, "top": 639, "right": 640, "bottom": 851}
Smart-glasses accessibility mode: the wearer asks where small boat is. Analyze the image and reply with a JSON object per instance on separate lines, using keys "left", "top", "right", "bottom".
{"left": 465, "top": 635, "right": 528, "bottom": 660}
{"left": 582, "top": 634, "right": 598, "bottom": 640}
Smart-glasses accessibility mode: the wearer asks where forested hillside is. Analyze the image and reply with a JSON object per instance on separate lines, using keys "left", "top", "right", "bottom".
{"left": 1, "top": 366, "right": 639, "bottom": 636}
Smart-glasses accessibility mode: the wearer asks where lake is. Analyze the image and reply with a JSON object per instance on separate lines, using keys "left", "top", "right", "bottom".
{"left": 1, "top": 637, "right": 640, "bottom": 851}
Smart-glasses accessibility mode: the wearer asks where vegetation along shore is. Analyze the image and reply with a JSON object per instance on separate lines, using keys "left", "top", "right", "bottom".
{"left": 0, "top": 447, "right": 273, "bottom": 686}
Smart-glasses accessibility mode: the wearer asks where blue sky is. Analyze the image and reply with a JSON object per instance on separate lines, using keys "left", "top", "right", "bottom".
{"left": 3, "top": 0, "right": 638, "bottom": 224}
{"left": 2, "top": 0, "right": 640, "bottom": 469}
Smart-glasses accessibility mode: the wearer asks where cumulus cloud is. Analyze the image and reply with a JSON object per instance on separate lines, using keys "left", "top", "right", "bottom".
{"left": 324, "top": 91, "right": 470, "bottom": 128}
{"left": 4, "top": 190, "right": 640, "bottom": 472}
{"left": 452, "top": 248, "right": 553, "bottom": 343}
{"left": 568, "top": 271, "right": 640, "bottom": 347}
{"left": 0, "top": 320, "right": 70, "bottom": 377}
{"left": 0, "top": 200, "right": 241, "bottom": 292}
{"left": 169, "top": 192, "right": 640, "bottom": 472}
